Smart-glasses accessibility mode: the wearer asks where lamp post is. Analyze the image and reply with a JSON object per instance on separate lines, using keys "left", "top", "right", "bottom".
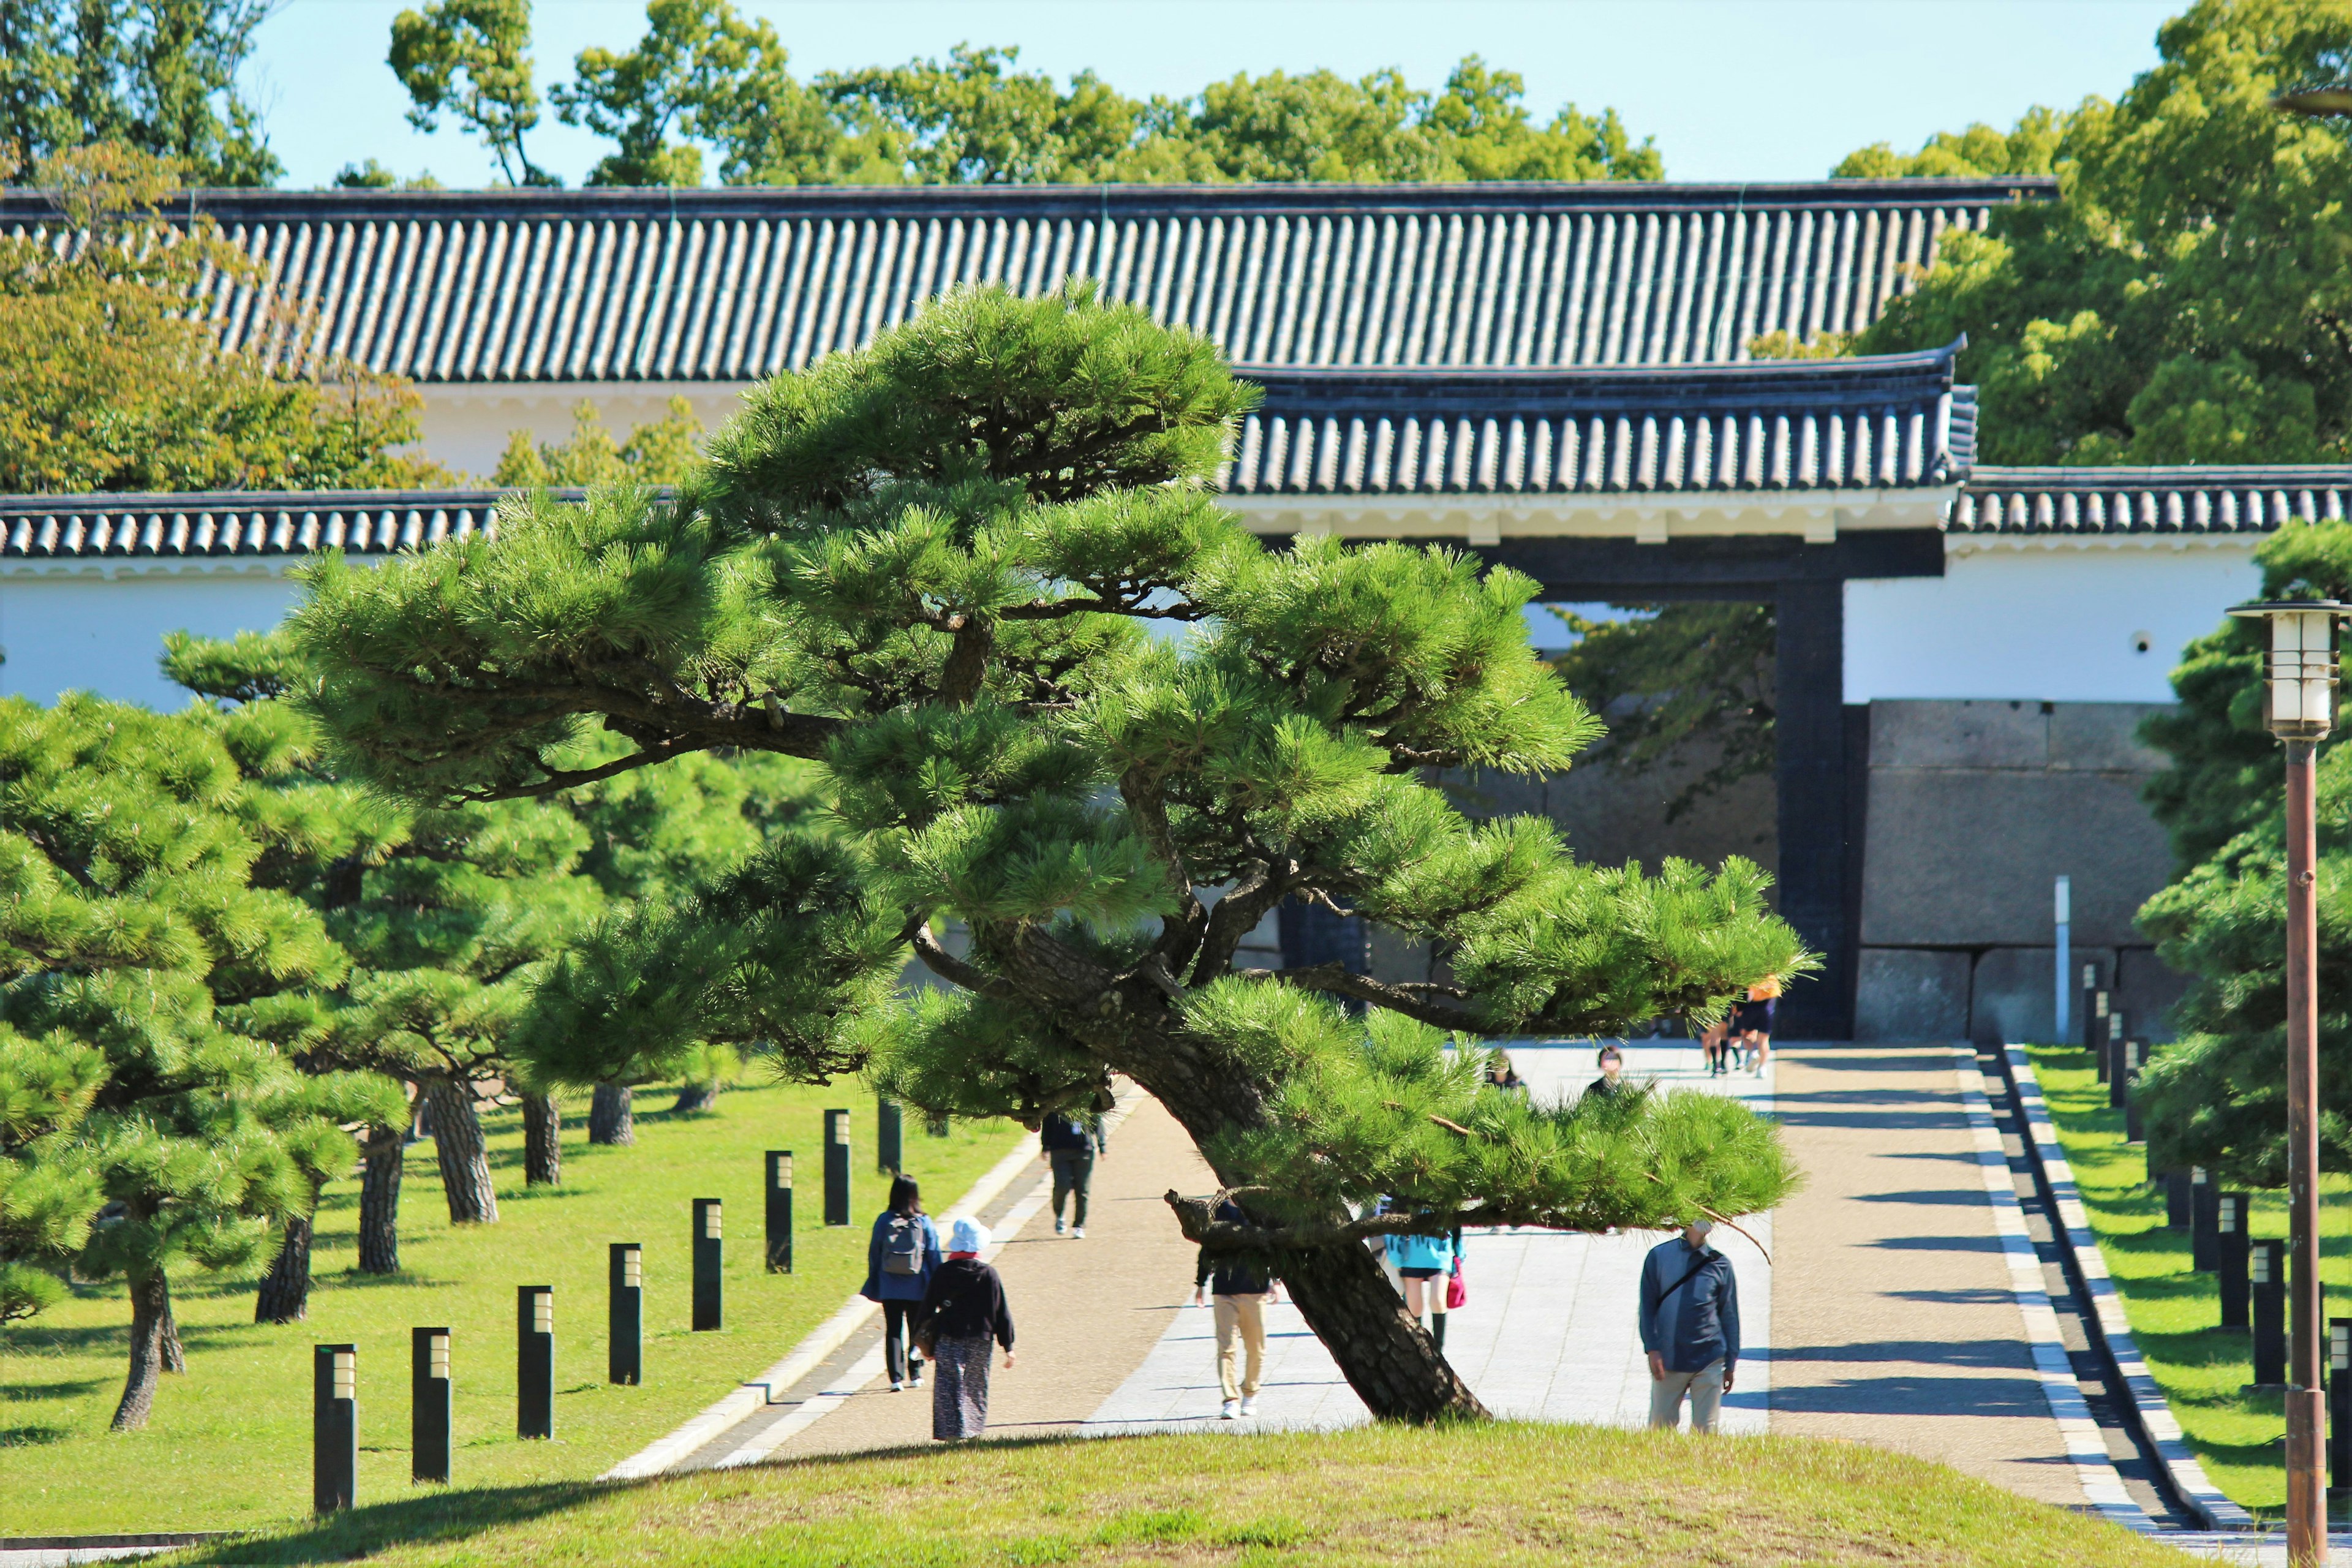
{"left": 2227, "top": 595, "right": 2349, "bottom": 1567}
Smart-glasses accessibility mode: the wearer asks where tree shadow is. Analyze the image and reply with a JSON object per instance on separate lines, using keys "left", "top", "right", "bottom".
{"left": 175, "top": 1481, "right": 611, "bottom": 1564}
{"left": 0, "top": 1422, "right": 72, "bottom": 1447}
{"left": 1, "top": 1374, "right": 106, "bottom": 1402}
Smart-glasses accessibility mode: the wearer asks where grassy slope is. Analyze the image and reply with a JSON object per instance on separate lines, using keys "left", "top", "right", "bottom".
{"left": 176, "top": 1423, "right": 2193, "bottom": 1568}
{"left": 2027, "top": 1043, "right": 2352, "bottom": 1511}
{"left": 1, "top": 1082, "right": 1019, "bottom": 1535}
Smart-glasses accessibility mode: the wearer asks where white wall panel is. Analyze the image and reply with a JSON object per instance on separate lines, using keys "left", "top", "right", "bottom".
{"left": 0, "top": 570, "right": 303, "bottom": 708}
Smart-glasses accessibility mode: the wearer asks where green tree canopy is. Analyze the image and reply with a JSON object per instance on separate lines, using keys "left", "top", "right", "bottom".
{"left": 1833, "top": 105, "right": 2071, "bottom": 179}
{"left": 1853, "top": 0, "right": 2352, "bottom": 464}
{"left": 0, "top": 691, "right": 401, "bottom": 1428}
{"left": 491, "top": 397, "right": 704, "bottom": 488}
{"left": 0, "top": 145, "right": 448, "bottom": 492}
{"left": 2133, "top": 520, "right": 2352, "bottom": 1185}
{"left": 286, "top": 282, "right": 1800, "bottom": 1422}
{"left": 0, "top": 0, "right": 279, "bottom": 185}
{"left": 390, "top": 0, "right": 558, "bottom": 187}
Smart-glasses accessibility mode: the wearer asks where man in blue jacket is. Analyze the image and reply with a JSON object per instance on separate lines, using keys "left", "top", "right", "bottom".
{"left": 1639, "top": 1218, "right": 1739, "bottom": 1433}
{"left": 1040, "top": 1108, "right": 1106, "bottom": 1238}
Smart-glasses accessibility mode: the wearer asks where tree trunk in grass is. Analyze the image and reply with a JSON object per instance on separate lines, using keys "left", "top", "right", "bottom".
{"left": 522, "top": 1093, "right": 561, "bottom": 1185}
{"left": 254, "top": 1206, "right": 317, "bottom": 1324}
{"left": 588, "top": 1083, "right": 634, "bottom": 1145}
{"left": 425, "top": 1078, "right": 499, "bottom": 1224}
{"left": 357, "top": 1121, "right": 404, "bottom": 1274}
{"left": 160, "top": 1294, "right": 185, "bottom": 1374}
{"left": 113, "top": 1267, "right": 174, "bottom": 1431}
{"left": 671, "top": 1082, "right": 718, "bottom": 1115}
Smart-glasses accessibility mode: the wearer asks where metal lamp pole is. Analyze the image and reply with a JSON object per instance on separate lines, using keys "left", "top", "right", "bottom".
{"left": 2230, "top": 597, "right": 2348, "bottom": 1566}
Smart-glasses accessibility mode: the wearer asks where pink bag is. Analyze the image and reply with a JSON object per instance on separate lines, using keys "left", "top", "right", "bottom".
{"left": 1446, "top": 1257, "right": 1467, "bottom": 1311}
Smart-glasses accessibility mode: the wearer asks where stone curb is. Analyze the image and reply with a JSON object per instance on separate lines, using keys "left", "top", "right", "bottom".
{"left": 1951, "top": 1046, "right": 2150, "bottom": 1531}
{"left": 1999, "top": 1043, "right": 2256, "bottom": 1534}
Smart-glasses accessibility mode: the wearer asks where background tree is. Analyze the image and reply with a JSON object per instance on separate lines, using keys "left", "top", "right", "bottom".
{"left": 1852, "top": 0, "right": 2352, "bottom": 464}
{"left": 0, "top": 144, "right": 448, "bottom": 492}
{"left": 491, "top": 397, "right": 704, "bottom": 487}
{"left": 1544, "top": 603, "right": 1776, "bottom": 824}
{"left": 0, "top": 693, "right": 399, "bottom": 1425}
{"left": 390, "top": 0, "right": 557, "bottom": 187}
{"left": 288, "top": 284, "right": 1803, "bottom": 1422}
{"left": 0, "top": 0, "right": 279, "bottom": 186}
{"left": 1832, "top": 105, "right": 2070, "bottom": 179}
{"left": 549, "top": 0, "right": 800, "bottom": 187}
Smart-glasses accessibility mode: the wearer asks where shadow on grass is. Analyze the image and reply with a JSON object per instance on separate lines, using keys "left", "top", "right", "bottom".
{"left": 0, "top": 1422, "right": 73, "bottom": 1446}
{"left": 1, "top": 1374, "right": 107, "bottom": 1401}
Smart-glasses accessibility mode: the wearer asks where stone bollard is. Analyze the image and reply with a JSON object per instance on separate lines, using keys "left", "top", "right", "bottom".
{"left": 2191, "top": 1167, "right": 2220, "bottom": 1272}
{"left": 2218, "top": 1194, "right": 2252, "bottom": 1330}
{"left": 314, "top": 1343, "right": 356, "bottom": 1513}
{"left": 878, "top": 1098, "right": 904, "bottom": 1177}
{"left": 692, "top": 1200, "right": 723, "bottom": 1332}
{"left": 609, "top": 1244, "right": 643, "bottom": 1384}
{"left": 766, "top": 1152, "right": 794, "bottom": 1274}
{"left": 2251, "top": 1240, "right": 2287, "bottom": 1389}
{"left": 518, "top": 1286, "right": 554, "bottom": 1438}
{"left": 824, "top": 1109, "right": 851, "bottom": 1226}
{"left": 412, "top": 1327, "right": 450, "bottom": 1483}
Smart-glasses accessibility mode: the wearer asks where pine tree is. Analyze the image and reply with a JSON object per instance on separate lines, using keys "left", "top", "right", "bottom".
{"left": 288, "top": 284, "right": 1805, "bottom": 1420}
{"left": 2133, "top": 520, "right": 2352, "bottom": 1183}
{"left": 0, "top": 694, "right": 400, "bottom": 1427}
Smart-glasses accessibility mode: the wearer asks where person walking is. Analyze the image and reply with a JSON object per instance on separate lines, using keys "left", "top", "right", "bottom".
{"left": 1640, "top": 1218, "right": 1740, "bottom": 1434}
{"left": 860, "top": 1175, "right": 943, "bottom": 1393}
{"left": 1041, "top": 1106, "right": 1106, "bottom": 1237}
{"left": 1736, "top": 977, "right": 1781, "bottom": 1076}
{"left": 916, "top": 1216, "right": 1015, "bottom": 1441}
{"left": 1586, "top": 1044, "right": 1627, "bottom": 1099}
{"left": 1382, "top": 1214, "right": 1456, "bottom": 1352}
{"left": 1194, "top": 1198, "right": 1281, "bottom": 1420}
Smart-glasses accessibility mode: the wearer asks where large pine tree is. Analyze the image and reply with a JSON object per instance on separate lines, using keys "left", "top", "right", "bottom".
{"left": 288, "top": 285, "right": 1803, "bottom": 1419}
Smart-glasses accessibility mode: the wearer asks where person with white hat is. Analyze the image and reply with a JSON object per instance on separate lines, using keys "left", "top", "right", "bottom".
{"left": 1639, "top": 1218, "right": 1740, "bottom": 1434}
{"left": 914, "top": 1215, "right": 1016, "bottom": 1440}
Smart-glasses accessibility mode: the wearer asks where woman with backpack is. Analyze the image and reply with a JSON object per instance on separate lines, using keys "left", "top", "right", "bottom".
{"left": 861, "top": 1175, "right": 943, "bottom": 1392}
{"left": 916, "top": 1216, "right": 1016, "bottom": 1441}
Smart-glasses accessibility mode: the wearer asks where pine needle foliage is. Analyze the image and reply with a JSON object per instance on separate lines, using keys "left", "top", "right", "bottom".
{"left": 2135, "top": 519, "right": 2352, "bottom": 1184}
{"left": 288, "top": 283, "right": 1809, "bottom": 1421}
{"left": 0, "top": 693, "right": 401, "bottom": 1427}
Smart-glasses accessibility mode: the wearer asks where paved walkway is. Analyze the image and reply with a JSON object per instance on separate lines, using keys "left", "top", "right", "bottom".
{"left": 1768, "top": 1042, "right": 2086, "bottom": 1507}
{"left": 1080, "top": 1043, "right": 1773, "bottom": 1434}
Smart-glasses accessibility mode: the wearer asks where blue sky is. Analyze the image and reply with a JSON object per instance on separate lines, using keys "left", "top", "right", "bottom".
{"left": 249, "top": 0, "right": 2184, "bottom": 190}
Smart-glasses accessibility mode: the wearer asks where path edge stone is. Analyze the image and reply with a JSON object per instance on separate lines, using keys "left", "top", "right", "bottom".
{"left": 1999, "top": 1042, "right": 2256, "bottom": 1534}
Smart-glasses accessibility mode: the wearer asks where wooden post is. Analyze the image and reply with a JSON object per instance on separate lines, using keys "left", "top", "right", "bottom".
{"left": 2284, "top": 736, "right": 2326, "bottom": 1564}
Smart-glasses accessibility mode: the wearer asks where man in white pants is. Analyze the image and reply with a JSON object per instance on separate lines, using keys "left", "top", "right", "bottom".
{"left": 1640, "top": 1219, "right": 1740, "bottom": 1433}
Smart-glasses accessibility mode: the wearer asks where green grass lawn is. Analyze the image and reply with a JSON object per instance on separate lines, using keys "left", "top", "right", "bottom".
{"left": 165, "top": 1422, "right": 2196, "bottom": 1567}
{"left": 2026, "top": 1042, "right": 2352, "bottom": 1512}
{"left": 1, "top": 1080, "right": 1020, "bottom": 1536}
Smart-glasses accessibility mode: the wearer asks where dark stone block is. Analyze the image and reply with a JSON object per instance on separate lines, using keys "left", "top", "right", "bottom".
{"left": 1854, "top": 948, "right": 1970, "bottom": 1041}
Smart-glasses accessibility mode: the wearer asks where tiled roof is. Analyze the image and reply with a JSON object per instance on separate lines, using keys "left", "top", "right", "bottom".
{"left": 0, "top": 179, "right": 2047, "bottom": 383}
{"left": 1949, "top": 467, "right": 2352, "bottom": 535}
{"left": 1227, "top": 342, "right": 1972, "bottom": 495}
{"left": 0, "top": 489, "right": 535, "bottom": 560}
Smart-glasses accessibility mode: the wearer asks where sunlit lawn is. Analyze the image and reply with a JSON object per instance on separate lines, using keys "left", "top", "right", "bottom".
{"left": 2027, "top": 1043, "right": 2352, "bottom": 1513}
{"left": 0, "top": 1080, "right": 1019, "bottom": 1535}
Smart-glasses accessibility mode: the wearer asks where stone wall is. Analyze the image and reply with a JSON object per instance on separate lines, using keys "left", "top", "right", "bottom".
{"left": 1852, "top": 699, "right": 2190, "bottom": 1044}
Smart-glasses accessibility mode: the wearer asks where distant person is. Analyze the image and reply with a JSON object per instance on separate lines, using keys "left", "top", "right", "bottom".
{"left": 1041, "top": 1106, "right": 1107, "bottom": 1238}
{"left": 1485, "top": 1053, "right": 1528, "bottom": 1096}
{"left": 1586, "top": 1044, "right": 1627, "bottom": 1099}
{"left": 1640, "top": 1218, "right": 1739, "bottom": 1434}
{"left": 916, "top": 1216, "right": 1015, "bottom": 1441}
{"left": 1382, "top": 1210, "right": 1455, "bottom": 1352}
{"left": 1736, "top": 977, "right": 1781, "bottom": 1076}
{"left": 1697, "top": 1013, "right": 1734, "bottom": 1077}
{"left": 1194, "top": 1197, "right": 1282, "bottom": 1420}
{"left": 860, "top": 1175, "right": 943, "bottom": 1392}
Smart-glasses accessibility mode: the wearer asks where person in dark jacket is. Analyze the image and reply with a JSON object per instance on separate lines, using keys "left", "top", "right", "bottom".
{"left": 1639, "top": 1219, "right": 1740, "bottom": 1433}
{"left": 1586, "top": 1044, "right": 1627, "bottom": 1099}
{"left": 861, "top": 1175, "right": 943, "bottom": 1392}
{"left": 1039, "top": 1108, "right": 1106, "bottom": 1238}
{"left": 917, "top": 1216, "right": 1016, "bottom": 1440}
{"left": 1193, "top": 1198, "right": 1281, "bottom": 1419}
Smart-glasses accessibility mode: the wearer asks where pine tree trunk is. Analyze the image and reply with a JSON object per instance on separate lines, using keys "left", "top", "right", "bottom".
{"left": 358, "top": 1121, "right": 404, "bottom": 1274}
{"left": 112, "top": 1267, "right": 173, "bottom": 1431}
{"left": 588, "top": 1084, "right": 635, "bottom": 1145}
{"left": 424, "top": 1078, "right": 499, "bottom": 1225}
{"left": 671, "top": 1082, "right": 718, "bottom": 1115}
{"left": 522, "top": 1093, "right": 562, "bottom": 1185}
{"left": 1111, "top": 1033, "right": 1487, "bottom": 1424}
{"left": 254, "top": 1210, "right": 315, "bottom": 1324}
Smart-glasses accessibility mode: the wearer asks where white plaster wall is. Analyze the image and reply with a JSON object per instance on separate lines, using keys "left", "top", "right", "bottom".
{"left": 0, "top": 568, "right": 304, "bottom": 708}
{"left": 1845, "top": 541, "right": 2263, "bottom": 704}
{"left": 413, "top": 382, "right": 753, "bottom": 479}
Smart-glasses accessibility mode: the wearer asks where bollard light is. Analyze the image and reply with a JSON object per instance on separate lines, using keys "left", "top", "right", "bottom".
{"left": 2332, "top": 1318, "right": 2352, "bottom": 1495}
{"left": 413, "top": 1328, "right": 451, "bottom": 1483}
{"left": 518, "top": 1286, "right": 554, "bottom": 1439}
{"left": 2192, "top": 1167, "right": 2220, "bottom": 1271}
{"left": 692, "top": 1199, "right": 723, "bottom": 1331}
{"left": 2163, "top": 1169, "right": 2192, "bottom": 1231}
{"left": 824, "top": 1109, "right": 852, "bottom": 1227}
{"left": 766, "top": 1152, "right": 794, "bottom": 1274}
{"left": 2107, "top": 1011, "right": 2128, "bottom": 1108}
{"left": 2094, "top": 989, "right": 2112, "bottom": 1081}
{"left": 2122, "top": 1041, "right": 2148, "bottom": 1144}
{"left": 314, "top": 1343, "right": 357, "bottom": 1514}
{"left": 2219, "top": 1193, "right": 2252, "bottom": 1330}
{"left": 609, "top": 1244, "right": 643, "bottom": 1385}
{"left": 878, "top": 1098, "right": 904, "bottom": 1177}
{"left": 2253, "top": 1239, "right": 2288, "bottom": 1389}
